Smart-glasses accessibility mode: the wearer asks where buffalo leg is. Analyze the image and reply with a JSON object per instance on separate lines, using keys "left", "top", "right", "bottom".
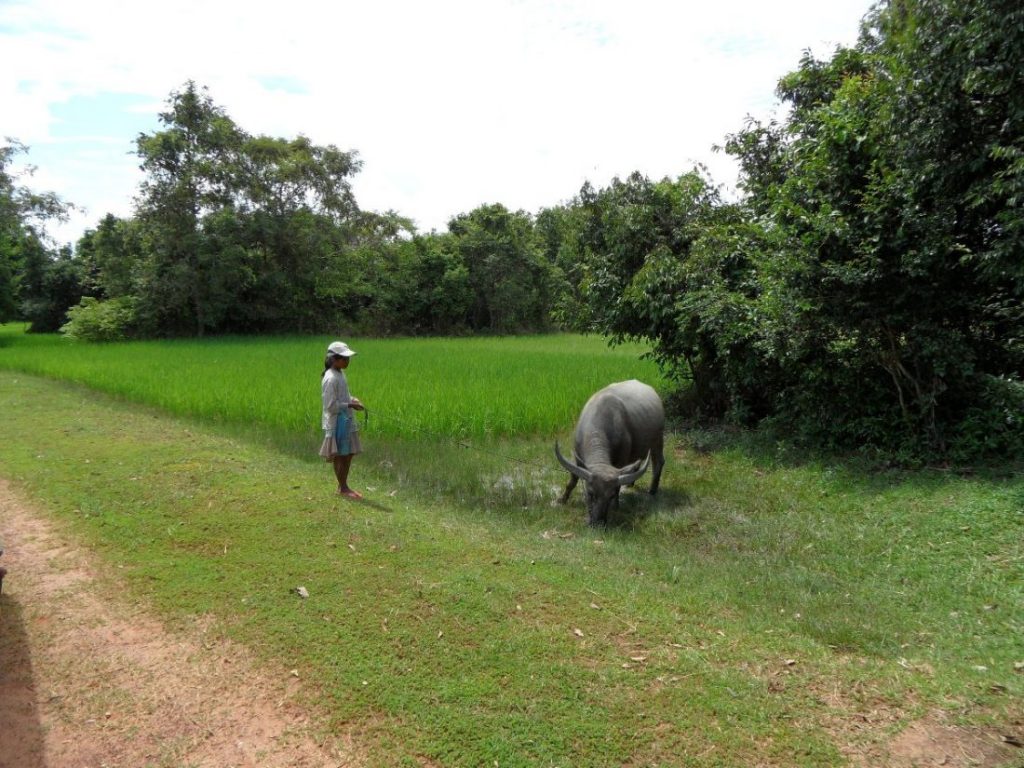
{"left": 558, "top": 474, "right": 578, "bottom": 504}
{"left": 649, "top": 444, "right": 665, "bottom": 495}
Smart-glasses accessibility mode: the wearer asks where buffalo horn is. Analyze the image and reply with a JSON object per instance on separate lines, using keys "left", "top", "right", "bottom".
{"left": 617, "top": 452, "right": 651, "bottom": 487}
{"left": 554, "top": 441, "right": 592, "bottom": 482}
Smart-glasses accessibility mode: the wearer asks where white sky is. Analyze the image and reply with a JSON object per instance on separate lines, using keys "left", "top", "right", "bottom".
{"left": 1, "top": 0, "right": 874, "bottom": 246}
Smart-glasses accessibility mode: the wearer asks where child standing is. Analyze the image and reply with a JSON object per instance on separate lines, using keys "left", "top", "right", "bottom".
{"left": 319, "top": 341, "right": 365, "bottom": 498}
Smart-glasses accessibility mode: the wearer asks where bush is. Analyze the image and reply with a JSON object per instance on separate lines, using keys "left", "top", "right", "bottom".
{"left": 948, "top": 376, "right": 1024, "bottom": 463}
{"left": 60, "top": 296, "right": 136, "bottom": 342}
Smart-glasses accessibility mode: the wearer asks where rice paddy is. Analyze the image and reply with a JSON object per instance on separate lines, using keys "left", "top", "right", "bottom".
{"left": 0, "top": 325, "right": 665, "bottom": 443}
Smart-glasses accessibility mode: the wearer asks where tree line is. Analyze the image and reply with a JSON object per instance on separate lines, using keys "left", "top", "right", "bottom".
{"left": 2, "top": 0, "right": 1022, "bottom": 461}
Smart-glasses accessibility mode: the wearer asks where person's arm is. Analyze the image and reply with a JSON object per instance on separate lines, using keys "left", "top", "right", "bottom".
{"left": 335, "top": 373, "right": 361, "bottom": 411}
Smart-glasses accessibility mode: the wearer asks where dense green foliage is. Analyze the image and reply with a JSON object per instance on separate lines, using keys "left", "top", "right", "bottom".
{"left": 545, "top": 171, "right": 756, "bottom": 414}
{"left": 60, "top": 295, "right": 136, "bottom": 342}
{"left": 104, "top": 83, "right": 398, "bottom": 337}
{"left": 0, "top": 140, "right": 75, "bottom": 328}
{"left": 721, "top": 0, "right": 1024, "bottom": 458}
{"left": 58, "top": 82, "right": 563, "bottom": 339}
{"left": 555, "top": 0, "right": 1024, "bottom": 460}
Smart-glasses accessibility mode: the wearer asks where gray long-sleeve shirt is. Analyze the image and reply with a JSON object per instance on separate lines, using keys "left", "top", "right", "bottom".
{"left": 321, "top": 368, "right": 359, "bottom": 433}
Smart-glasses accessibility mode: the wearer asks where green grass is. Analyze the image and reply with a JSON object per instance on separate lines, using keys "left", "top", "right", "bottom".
{"left": 0, "top": 327, "right": 1022, "bottom": 766}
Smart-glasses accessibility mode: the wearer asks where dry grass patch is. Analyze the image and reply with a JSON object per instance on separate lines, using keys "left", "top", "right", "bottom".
{"left": 843, "top": 712, "right": 1020, "bottom": 768}
{"left": 816, "top": 673, "right": 1020, "bottom": 767}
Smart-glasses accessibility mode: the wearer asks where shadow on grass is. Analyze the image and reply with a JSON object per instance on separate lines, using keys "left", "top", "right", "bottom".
{"left": 0, "top": 595, "right": 45, "bottom": 768}
{"left": 566, "top": 486, "right": 695, "bottom": 531}
{"left": 349, "top": 496, "right": 395, "bottom": 514}
{"left": 676, "top": 424, "right": 1024, "bottom": 492}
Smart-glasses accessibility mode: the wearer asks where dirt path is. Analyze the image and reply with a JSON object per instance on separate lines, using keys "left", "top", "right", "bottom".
{"left": 0, "top": 478, "right": 360, "bottom": 768}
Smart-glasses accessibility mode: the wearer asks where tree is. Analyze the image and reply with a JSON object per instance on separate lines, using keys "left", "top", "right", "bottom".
{"left": 566, "top": 171, "right": 722, "bottom": 338}
{"left": 133, "top": 82, "right": 246, "bottom": 336}
{"left": 0, "top": 140, "right": 71, "bottom": 323}
{"left": 564, "top": 0, "right": 1024, "bottom": 459}
{"left": 535, "top": 204, "right": 587, "bottom": 331}
{"left": 870, "top": 0, "right": 1024, "bottom": 379}
{"left": 234, "top": 137, "right": 365, "bottom": 333}
{"left": 20, "top": 245, "right": 87, "bottom": 332}
{"left": 447, "top": 204, "right": 554, "bottom": 333}
{"left": 383, "top": 233, "right": 473, "bottom": 334}
{"left": 76, "top": 214, "right": 144, "bottom": 300}
{"left": 131, "top": 83, "right": 369, "bottom": 336}
{"left": 554, "top": 170, "right": 745, "bottom": 410}
{"left": 717, "top": 0, "right": 1024, "bottom": 453}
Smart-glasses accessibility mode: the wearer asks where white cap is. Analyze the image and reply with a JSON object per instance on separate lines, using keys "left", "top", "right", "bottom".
{"left": 327, "top": 341, "right": 356, "bottom": 357}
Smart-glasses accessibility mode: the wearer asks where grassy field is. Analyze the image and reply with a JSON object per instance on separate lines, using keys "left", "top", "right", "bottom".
{"left": 0, "top": 326, "right": 1022, "bottom": 766}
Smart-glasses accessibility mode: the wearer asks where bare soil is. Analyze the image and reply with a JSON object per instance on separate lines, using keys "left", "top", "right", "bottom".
{"left": 0, "top": 478, "right": 360, "bottom": 768}
{"left": 831, "top": 697, "right": 1020, "bottom": 768}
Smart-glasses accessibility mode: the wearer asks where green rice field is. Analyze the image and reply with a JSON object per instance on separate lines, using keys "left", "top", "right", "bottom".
{"left": 0, "top": 324, "right": 665, "bottom": 443}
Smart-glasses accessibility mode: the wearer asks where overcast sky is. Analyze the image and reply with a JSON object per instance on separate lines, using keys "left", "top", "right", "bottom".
{"left": 2, "top": 0, "right": 874, "bottom": 246}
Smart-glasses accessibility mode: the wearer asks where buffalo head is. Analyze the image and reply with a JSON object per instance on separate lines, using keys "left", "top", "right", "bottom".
{"left": 555, "top": 441, "right": 650, "bottom": 525}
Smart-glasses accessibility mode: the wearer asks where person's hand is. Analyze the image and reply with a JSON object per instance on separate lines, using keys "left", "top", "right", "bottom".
{"left": 350, "top": 397, "right": 364, "bottom": 411}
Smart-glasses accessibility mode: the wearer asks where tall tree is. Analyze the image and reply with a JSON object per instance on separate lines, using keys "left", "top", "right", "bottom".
{"left": 0, "top": 140, "right": 70, "bottom": 323}
{"left": 20, "top": 244, "right": 87, "bottom": 332}
{"left": 720, "top": 0, "right": 1024, "bottom": 451}
{"left": 704, "top": 0, "right": 1024, "bottom": 454}
{"left": 371, "top": 232, "right": 473, "bottom": 334}
{"left": 133, "top": 82, "right": 245, "bottom": 336}
{"left": 130, "top": 84, "right": 368, "bottom": 335}
{"left": 232, "top": 135, "right": 364, "bottom": 332}
{"left": 564, "top": 0, "right": 1024, "bottom": 458}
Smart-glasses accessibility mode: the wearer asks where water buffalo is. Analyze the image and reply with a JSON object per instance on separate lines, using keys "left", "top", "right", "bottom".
{"left": 555, "top": 379, "right": 665, "bottom": 526}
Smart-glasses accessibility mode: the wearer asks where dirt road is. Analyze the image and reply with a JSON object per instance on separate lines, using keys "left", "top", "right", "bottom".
{"left": 0, "top": 478, "right": 359, "bottom": 768}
